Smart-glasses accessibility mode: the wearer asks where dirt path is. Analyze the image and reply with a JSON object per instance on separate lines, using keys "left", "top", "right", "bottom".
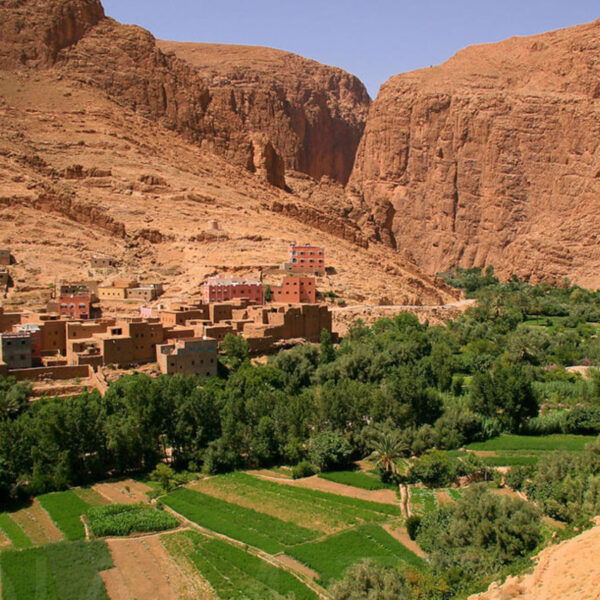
{"left": 10, "top": 500, "right": 62, "bottom": 545}
{"left": 247, "top": 468, "right": 291, "bottom": 480}
{"left": 436, "top": 489, "right": 454, "bottom": 506}
{"left": 257, "top": 473, "right": 400, "bottom": 505}
{"left": 383, "top": 524, "right": 428, "bottom": 559}
{"left": 101, "top": 534, "right": 208, "bottom": 600}
{"left": 277, "top": 555, "right": 320, "bottom": 580}
{"left": 0, "top": 529, "right": 12, "bottom": 550}
{"left": 93, "top": 480, "right": 153, "bottom": 504}
{"left": 399, "top": 484, "right": 410, "bottom": 518}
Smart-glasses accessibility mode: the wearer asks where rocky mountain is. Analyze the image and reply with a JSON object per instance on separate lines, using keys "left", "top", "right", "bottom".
{"left": 0, "top": 0, "right": 458, "bottom": 311}
{"left": 349, "top": 19, "right": 600, "bottom": 287}
{"left": 1, "top": 0, "right": 370, "bottom": 190}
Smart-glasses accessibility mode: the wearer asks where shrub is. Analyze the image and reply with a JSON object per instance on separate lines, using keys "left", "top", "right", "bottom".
{"left": 408, "top": 451, "right": 457, "bottom": 487}
{"left": 405, "top": 515, "right": 421, "bottom": 541}
{"left": 307, "top": 431, "right": 353, "bottom": 472}
{"left": 292, "top": 460, "right": 318, "bottom": 480}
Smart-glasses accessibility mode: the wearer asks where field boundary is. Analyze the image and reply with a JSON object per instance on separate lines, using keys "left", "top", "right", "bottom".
{"left": 162, "top": 503, "right": 330, "bottom": 599}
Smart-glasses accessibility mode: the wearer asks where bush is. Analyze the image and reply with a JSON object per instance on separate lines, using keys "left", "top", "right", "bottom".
{"left": 405, "top": 515, "right": 421, "bottom": 541}
{"left": 408, "top": 451, "right": 457, "bottom": 487}
{"left": 563, "top": 406, "right": 600, "bottom": 435}
{"left": 292, "top": 460, "right": 318, "bottom": 480}
{"left": 307, "top": 431, "right": 353, "bottom": 472}
{"left": 86, "top": 503, "right": 178, "bottom": 537}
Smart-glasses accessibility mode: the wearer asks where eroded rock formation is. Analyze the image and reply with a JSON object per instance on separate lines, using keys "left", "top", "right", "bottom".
{"left": 350, "top": 19, "right": 600, "bottom": 287}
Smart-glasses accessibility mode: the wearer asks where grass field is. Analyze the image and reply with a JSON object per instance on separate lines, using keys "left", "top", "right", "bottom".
{"left": 318, "top": 470, "right": 395, "bottom": 490}
{"left": 465, "top": 434, "right": 597, "bottom": 453}
{"left": 446, "top": 489, "right": 464, "bottom": 502}
{"left": 164, "top": 488, "right": 320, "bottom": 554}
{"left": 163, "top": 530, "right": 318, "bottom": 600}
{"left": 288, "top": 524, "right": 423, "bottom": 586}
{"left": 190, "top": 472, "right": 400, "bottom": 534}
{"left": 0, "top": 514, "right": 31, "bottom": 549}
{"left": 0, "top": 540, "right": 112, "bottom": 599}
{"left": 38, "top": 491, "right": 91, "bottom": 541}
{"left": 478, "top": 455, "right": 539, "bottom": 466}
{"left": 409, "top": 487, "right": 438, "bottom": 515}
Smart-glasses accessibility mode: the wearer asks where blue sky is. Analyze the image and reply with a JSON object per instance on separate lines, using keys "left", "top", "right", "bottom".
{"left": 101, "top": 1, "right": 599, "bottom": 97}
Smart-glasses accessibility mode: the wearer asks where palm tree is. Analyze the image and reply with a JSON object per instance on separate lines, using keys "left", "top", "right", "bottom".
{"left": 370, "top": 427, "right": 408, "bottom": 476}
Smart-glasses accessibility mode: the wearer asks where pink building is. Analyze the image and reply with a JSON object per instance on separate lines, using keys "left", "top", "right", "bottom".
{"left": 202, "top": 278, "right": 263, "bottom": 305}
{"left": 289, "top": 243, "right": 325, "bottom": 274}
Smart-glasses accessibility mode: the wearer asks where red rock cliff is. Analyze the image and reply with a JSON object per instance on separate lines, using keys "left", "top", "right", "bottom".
{"left": 0, "top": 0, "right": 370, "bottom": 189}
{"left": 349, "top": 19, "right": 600, "bottom": 287}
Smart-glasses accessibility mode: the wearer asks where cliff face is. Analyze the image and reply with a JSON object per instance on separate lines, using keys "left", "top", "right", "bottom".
{"left": 0, "top": 0, "right": 370, "bottom": 189}
{"left": 350, "top": 19, "right": 600, "bottom": 287}
{"left": 0, "top": 0, "right": 105, "bottom": 68}
{"left": 157, "top": 41, "right": 371, "bottom": 185}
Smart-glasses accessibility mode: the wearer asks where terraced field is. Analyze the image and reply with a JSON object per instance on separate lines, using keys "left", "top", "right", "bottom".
{"left": 0, "top": 540, "right": 113, "bottom": 600}
{"left": 187, "top": 472, "right": 400, "bottom": 534}
{"left": 409, "top": 487, "right": 438, "bottom": 515}
{"left": 163, "top": 531, "right": 319, "bottom": 600}
{"left": 288, "top": 524, "right": 423, "bottom": 586}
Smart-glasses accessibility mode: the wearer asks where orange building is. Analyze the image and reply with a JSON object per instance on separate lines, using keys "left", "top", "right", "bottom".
{"left": 270, "top": 276, "right": 316, "bottom": 303}
{"left": 202, "top": 278, "right": 263, "bottom": 304}
{"left": 289, "top": 243, "right": 325, "bottom": 274}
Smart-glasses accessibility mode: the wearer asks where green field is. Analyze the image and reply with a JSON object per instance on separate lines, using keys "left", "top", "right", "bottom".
{"left": 164, "top": 488, "right": 320, "bottom": 553}
{"left": 0, "top": 540, "right": 112, "bottom": 600}
{"left": 466, "top": 434, "right": 597, "bottom": 453}
{"left": 409, "top": 487, "right": 438, "bottom": 514}
{"left": 163, "top": 530, "right": 318, "bottom": 600}
{"left": 0, "top": 514, "right": 31, "bottom": 549}
{"left": 38, "top": 491, "right": 92, "bottom": 541}
{"left": 87, "top": 503, "right": 178, "bottom": 537}
{"left": 446, "top": 488, "right": 463, "bottom": 502}
{"left": 478, "top": 455, "right": 539, "bottom": 466}
{"left": 288, "top": 524, "right": 423, "bottom": 586}
{"left": 191, "top": 472, "right": 400, "bottom": 534}
{"left": 318, "top": 470, "right": 395, "bottom": 490}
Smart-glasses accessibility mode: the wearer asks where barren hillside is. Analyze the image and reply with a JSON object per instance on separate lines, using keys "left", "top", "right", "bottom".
{"left": 469, "top": 521, "right": 600, "bottom": 600}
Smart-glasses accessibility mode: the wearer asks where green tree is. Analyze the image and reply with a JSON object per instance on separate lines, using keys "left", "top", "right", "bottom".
{"left": 307, "top": 431, "right": 353, "bottom": 472}
{"left": 331, "top": 560, "right": 411, "bottom": 600}
{"left": 320, "top": 328, "right": 336, "bottom": 364}
{"left": 150, "top": 463, "right": 178, "bottom": 492}
{"left": 221, "top": 333, "right": 249, "bottom": 370}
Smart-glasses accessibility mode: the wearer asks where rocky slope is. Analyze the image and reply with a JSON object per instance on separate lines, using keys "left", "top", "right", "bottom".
{"left": 469, "top": 520, "right": 600, "bottom": 600}
{"left": 349, "top": 19, "right": 600, "bottom": 287}
{"left": 1, "top": 0, "right": 370, "bottom": 190}
{"left": 0, "top": 0, "right": 457, "bottom": 311}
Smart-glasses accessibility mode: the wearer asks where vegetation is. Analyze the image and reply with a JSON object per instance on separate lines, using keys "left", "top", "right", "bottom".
{"left": 0, "top": 540, "right": 112, "bottom": 600}
{"left": 288, "top": 524, "right": 422, "bottom": 587}
{"left": 163, "top": 487, "right": 320, "bottom": 553}
{"left": 38, "top": 490, "right": 91, "bottom": 541}
{"left": 0, "top": 514, "right": 31, "bottom": 549}
{"left": 318, "top": 470, "right": 395, "bottom": 490}
{"left": 86, "top": 503, "right": 178, "bottom": 537}
{"left": 163, "top": 530, "right": 318, "bottom": 600}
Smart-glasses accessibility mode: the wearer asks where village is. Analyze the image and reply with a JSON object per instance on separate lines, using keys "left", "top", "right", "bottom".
{"left": 0, "top": 242, "right": 333, "bottom": 396}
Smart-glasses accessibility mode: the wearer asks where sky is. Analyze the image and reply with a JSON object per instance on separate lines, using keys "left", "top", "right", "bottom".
{"left": 101, "top": 1, "right": 600, "bottom": 98}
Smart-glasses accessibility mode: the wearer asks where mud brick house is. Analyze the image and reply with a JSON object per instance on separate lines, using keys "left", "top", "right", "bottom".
{"left": 20, "top": 313, "right": 67, "bottom": 356}
{"left": 127, "top": 284, "right": 163, "bottom": 302}
{"left": 156, "top": 337, "right": 218, "bottom": 377}
{"left": 0, "top": 307, "right": 21, "bottom": 332}
{"left": 270, "top": 276, "right": 316, "bottom": 303}
{"left": 98, "top": 279, "right": 138, "bottom": 301}
{"left": 0, "top": 250, "right": 11, "bottom": 266}
{"left": 202, "top": 277, "right": 263, "bottom": 304}
{"left": 59, "top": 292, "right": 95, "bottom": 320}
{"left": 289, "top": 243, "right": 325, "bottom": 274}
{"left": 66, "top": 318, "right": 165, "bottom": 367}
{"left": 159, "top": 304, "right": 209, "bottom": 327}
{"left": 90, "top": 255, "right": 117, "bottom": 269}
{"left": 0, "top": 332, "right": 32, "bottom": 369}
{"left": 15, "top": 324, "right": 42, "bottom": 361}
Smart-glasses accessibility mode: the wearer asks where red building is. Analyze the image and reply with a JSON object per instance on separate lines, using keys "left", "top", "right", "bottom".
{"left": 59, "top": 293, "right": 93, "bottom": 320}
{"left": 271, "top": 276, "right": 316, "bottom": 303}
{"left": 202, "top": 278, "right": 263, "bottom": 305}
{"left": 289, "top": 243, "right": 325, "bottom": 274}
